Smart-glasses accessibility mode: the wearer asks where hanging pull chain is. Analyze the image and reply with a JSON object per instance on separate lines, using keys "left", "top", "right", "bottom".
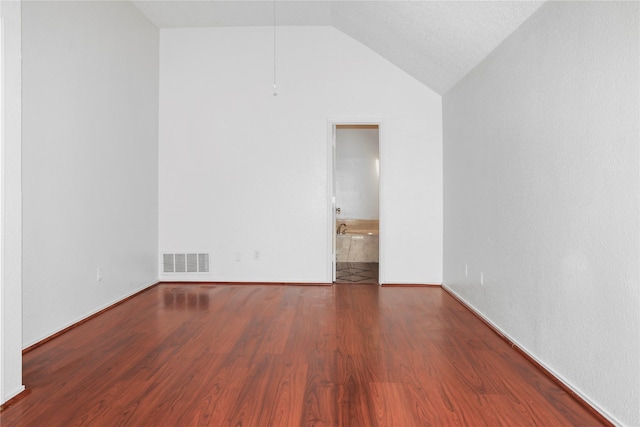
{"left": 273, "top": 0, "right": 278, "bottom": 96}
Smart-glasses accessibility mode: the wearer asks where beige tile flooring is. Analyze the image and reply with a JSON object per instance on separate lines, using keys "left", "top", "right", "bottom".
{"left": 335, "top": 262, "right": 379, "bottom": 284}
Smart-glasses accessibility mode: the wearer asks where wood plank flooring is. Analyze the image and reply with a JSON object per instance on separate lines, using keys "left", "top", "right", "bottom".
{"left": 1, "top": 283, "right": 606, "bottom": 426}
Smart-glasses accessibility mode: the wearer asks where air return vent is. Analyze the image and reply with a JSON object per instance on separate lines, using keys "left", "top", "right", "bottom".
{"left": 163, "top": 253, "right": 209, "bottom": 273}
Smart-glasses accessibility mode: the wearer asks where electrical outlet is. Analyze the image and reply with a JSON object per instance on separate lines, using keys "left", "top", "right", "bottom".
{"left": 254, "top": 250, "right": 261, "bottom": 261}
{"left": 465, "top": 264, "right": 468, "bottom": 277}
{"left": 235, "top": 252, "right": 242, "bottom": 262}
{"left": 480, "top": 272, "right": 484, "bottom": 286}
{"left": 97, "top": 267, "right": 103, "bottom": 282}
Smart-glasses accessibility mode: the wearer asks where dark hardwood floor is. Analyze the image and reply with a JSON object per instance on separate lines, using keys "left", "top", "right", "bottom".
{"left": 1, "top": 283, "right": 606, "bottom": 426}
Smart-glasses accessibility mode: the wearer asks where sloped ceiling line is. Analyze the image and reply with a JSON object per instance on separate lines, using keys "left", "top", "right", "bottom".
{"left": 132, "top": 0, "right": 545, "bottom": 94}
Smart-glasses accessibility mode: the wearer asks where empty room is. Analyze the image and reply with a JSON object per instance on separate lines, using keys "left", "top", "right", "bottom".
{"left": 1, "top": 0, "right": 638, "bottom": 426}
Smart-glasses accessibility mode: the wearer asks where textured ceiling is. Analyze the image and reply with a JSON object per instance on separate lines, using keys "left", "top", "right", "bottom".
{"left": 133, "top": 0, "right": 333, "bottom": 27}
{"left": 132, "top": 0, "right": 545, "bottom": 94}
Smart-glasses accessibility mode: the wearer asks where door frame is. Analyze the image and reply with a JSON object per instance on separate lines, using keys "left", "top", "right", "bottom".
{"left": 327, "top": 118, "right": 384, "bottom": 284}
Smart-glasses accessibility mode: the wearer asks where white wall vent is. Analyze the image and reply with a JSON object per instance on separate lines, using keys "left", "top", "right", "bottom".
{"left": 163, "top": 253, "right": 209, "bottom": 273}
{"left": 175, "top": 254, "right": 186, "bottom": 272}
{"left": 163, "top": 254, "right": 174, "bottom": 273}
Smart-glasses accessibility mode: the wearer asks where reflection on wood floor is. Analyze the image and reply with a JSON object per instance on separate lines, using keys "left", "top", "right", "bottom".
{"left": 335, "top": 262, "right": 378, "bottom": 284}
{"left": 1, "top": 283, "right": 607, "bottom": 426}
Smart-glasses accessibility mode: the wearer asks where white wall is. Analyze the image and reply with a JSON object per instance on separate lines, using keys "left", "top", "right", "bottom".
{"left": 443, "top": 2, "right": 639, "bottom": 426}
{"left": 21, "top": 1, "right": 159, "bottom": 347}
{"left": 159, "top": 27, "right": 442, "bottom": 284}
{"left": 336, "top": 127, "right": 379, "bottom": 220}
{"left": 0, "top": 0, "right": 24, "bottom": 405}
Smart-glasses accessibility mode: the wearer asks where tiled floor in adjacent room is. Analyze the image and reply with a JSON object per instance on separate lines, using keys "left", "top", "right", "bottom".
{"left": 335, "top": 262, "right": 378, "bottom": 284}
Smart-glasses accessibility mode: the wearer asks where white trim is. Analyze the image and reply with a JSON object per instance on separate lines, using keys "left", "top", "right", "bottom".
{"left": 326, "top": 121, "right": 335, "bottom": 282}
{"left": 22, "top": 280, "right": 159, "bottom": 350}
{"left": 0, "top": 13, "right": 5, "bottom": 404}
{"left": 327, "top": 118, "right": 384, "bottom": 285}
{"left": 3, "top": 385, "right": 25, "bottom": 404}
{"left": 441, "top": 282, "right": 621, "bottom": 427}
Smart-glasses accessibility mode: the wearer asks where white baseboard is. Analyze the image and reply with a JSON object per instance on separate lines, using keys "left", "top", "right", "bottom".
{"left": 23, "top": 280, "right": 159, "bottom": 350}
{"left": 2, "top": 385, "right": 26, "bottom": 406}
{"left": 441, "top": 282, "right": 621, "bottom": 427}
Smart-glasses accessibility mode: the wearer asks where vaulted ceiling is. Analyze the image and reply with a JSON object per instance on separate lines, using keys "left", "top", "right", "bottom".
{"left": 132, "top": 0, "right": 545, "bottom": 94}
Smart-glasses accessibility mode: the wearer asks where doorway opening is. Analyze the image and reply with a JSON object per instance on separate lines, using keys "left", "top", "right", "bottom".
{"left": 331, "top": 124, "right": 380, "bottom": 284}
